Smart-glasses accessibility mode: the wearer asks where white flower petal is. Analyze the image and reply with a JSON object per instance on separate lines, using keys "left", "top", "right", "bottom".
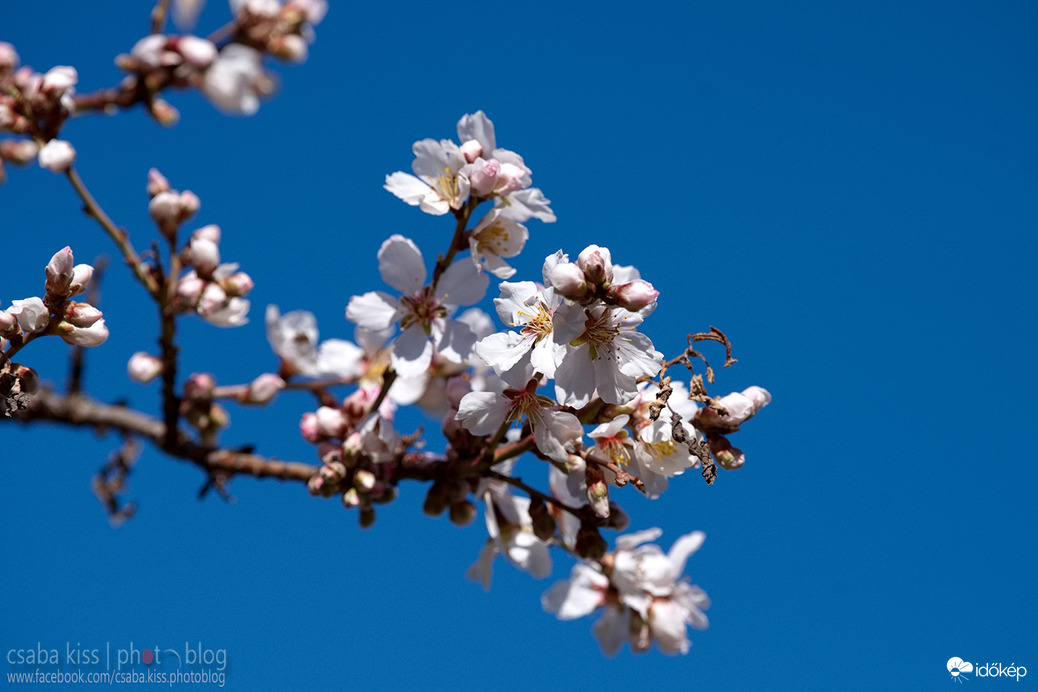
{"left": 345, "top": 291, "right": 400, "bottom": 331}
{"left": 377, "top": 234, "right": 425, "bottom": 294}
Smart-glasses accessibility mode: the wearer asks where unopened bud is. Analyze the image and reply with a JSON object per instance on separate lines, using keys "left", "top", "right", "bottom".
{"left": 220, "top": 271, "right": 254, "bottom": 298}
{"left": 314, "top": 406, "right": 346, "bottom": 438}
{"left": 527, "top": 497, "right": 557, "bottom": 542}
{"left": 575, "top": 525, "right": 608, "bottom": 560}
{"left": 459, "top": 139, "right": 483, "bottom": 163}
{"left": 423, "top": 482, "right": 449, "bottom": 516}
{"left": 709, "top": 434, "right": 745, "bottom": 470}
{"left": 466, "top": 158, "right": 500, "bottom": 197}
{"left": 175, "top": 275, "right": 206, "bottom": 306}
{"left": 576, "top": 244, "right": 613, "bottom": 285}
{"left": 40, "top": 66, "right": 77, "bottom": 96}
{"left": 44, "top": 246, "right": 75, "bottom": 296}
{"left": 267, "top": 34, "right": 308, "bottom": 62}
{"left": 0, "top": 42, "right": 18, "bottom": 74}
{"left": 176, "top": 35, "right": 217, "bottom": 69}
{"left": 127, "top": 352, "right": 163, "bottom": 383}
{"left": 549, "top": 262, "right": 590, "bottom": 301}
{"left": 0, "top": 139, "right": 38, "bottom": 164}
{"left": 243, "top": 373, "right": 284, "bottom": 404}
{"left": 148, "top": 191, "right": 181, "bottom": 234}
{"left": 191, "top": 223, "right": 221, "bottom": 244}
{"left": 149, "top": 99, "right": 179, "bottom": 127}
{"left": 299, "top": 412, "right": 321, "bottom": 442}
{"left": 449, "top": 500, "right": 477, "bottom": 527}
{"left": 56, "top": 318, "right": 109, "bottom": 347}
{"left": 68, "top": 264, "right": 93, "bottom": 296}
{"left": 610, "top": 279, "right": 659, "bottom": 312}
{"left": 8, "top": 297, "right": 49, "bottom": 333}
{"left": 185, "top": 237, "right": 220, "bottom": 276}
{"left": 495, "top": 162, "right": 525, "bottom": 195}
{"left": 63, "top": 301, "right": 103, "bottom": 327}
{"left": 584, "top": 463, "right": 610, "bottom": 518}
{"left": 341, "top": 487, "right": 361, "bottom": 508}
{"left": 147, "top": 168, "right": 170, "bottom": 197}
{"left": 183, "top": 372, "right": 215, "bottom": 400}
{"left": 0, "top": 310, "right": 18, "bottom": 336}
{"left": 353, "top": 468, "right": 376, "bottom": 493}
{"left": 358, "top": 505, "right": 376, "bottom": 528}
{"left": 37, "top": 139, "right": 76, "bottom": 172}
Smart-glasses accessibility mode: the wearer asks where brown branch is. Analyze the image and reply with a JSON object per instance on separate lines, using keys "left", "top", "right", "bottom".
{"left": 11, "top": 388, "right": 319, "bottom": 483}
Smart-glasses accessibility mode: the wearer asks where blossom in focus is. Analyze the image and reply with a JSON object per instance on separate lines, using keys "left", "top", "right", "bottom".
{"left": 552, "top": 301, "right": 663, "bottom": 408}
{"left": 474, "top": 272, "right": 564, "bottom": 380}
{"left": 542, "top": 528, "right": 710, "bottom": 656}
{"left": 468, "top": 209, "right": 528, "bottom": 279}
{"left": 345, "top": 235, "right": 487, "bottom": 378}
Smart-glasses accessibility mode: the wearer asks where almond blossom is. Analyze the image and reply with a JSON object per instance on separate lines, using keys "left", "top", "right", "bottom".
{"left": 345, "top": 234, "right": 487, "bottom": 378}
{"left": 542, "top": 528, "right": 710, "bottom": 656}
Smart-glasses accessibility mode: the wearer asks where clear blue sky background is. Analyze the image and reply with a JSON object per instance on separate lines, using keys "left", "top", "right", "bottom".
{"left": 2, "top": 1, "right": 1036, "bottom": 690}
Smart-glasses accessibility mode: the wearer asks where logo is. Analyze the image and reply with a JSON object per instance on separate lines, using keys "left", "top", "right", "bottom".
{"left": 948, "top": 657, "right": 974, "bottom": 683}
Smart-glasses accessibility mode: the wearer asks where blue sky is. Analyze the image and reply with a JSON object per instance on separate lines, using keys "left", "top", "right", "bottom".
{"left": 2, "top": 1, "right": 1036, "bottom": 690}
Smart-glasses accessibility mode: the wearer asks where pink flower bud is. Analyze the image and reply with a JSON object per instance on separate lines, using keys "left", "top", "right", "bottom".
{"left": 57, "top": 318, "right": 109, "bottom": 347}
{"left": 183, "top": 372, "right": 215, "bottom": 400}
{"left": 577, "top": 244, "right": 613, "bottom": 285}
{"left": 300, "top": 412, "right": 321, "bottom": 442}
{"left": 37, "top": 139, "right": 76, "bottom": 172}
{"left": 40, "top": 66, "right": 77, "bottom": 96}
{"left": 198, "top": 283, "right": 227, "bottom": 316}
{"left": 148, "top": 191, "right": 180, "bottom": 232}
{"left": 176, "top": 275, "right": 206, "bottom": 306}
{"left": 467, "top": 158, "right": 500, "bottom": 197}
{"left": 742, "top": 385, "right": 772, "bottom": 411}
{"left": 549, "top": 262, "right": 590, "bottom": 301}
{"left": 219, "top": 271, "right": 253, "bottom": 298}
{"left": 267, "top": 34, "right": 308, "bottom": 63}
{"left": 244, "top": 373, "right": 284, "bottom": 404}
{"left": 147, "top": 168, "right": 170, "bottom": 197}
{"left": 0, "top": 42, "right": 18, "bottom": 74}
{"left": 131, "top": 35, "right": 168, "bottom": 68}
{"left": 610, "top": 279, "right": 659, "bottom": 312}
{"left": 185, "top": 237, "right": 220, "bottom": 276}
{"left": 459, "top": 139, "right": 483, "bottom": 163}
{"left": 45, "top": 246, "right": 75, "bottom": 296}
{"left": 0, "top": 139, "right": 38, "bottom": 164}
{"left": 63, "top": 301, "right": 103, "bottom": 327}
{"left": 127, "top": 352, "right": 163, "bottom": 383}
{"left": 69, "top": 264, "right": 94, "bottom": 296}
{"left": 0, "top": 310, "right": 19, "bottom": 336}
{"left": 353, "top": 469, "right": 376, "bottom": 493}
{"left": 314, "top": 406, "right": 347, "bottom": 438}
{"left": 191, "top": 223, "right": 221, "bottom": 244}
{"left": 178, "top": 190, "right": 201, "bottom": 218}
{"left": 495, "top": 162, "right": 525, "bottom": 195}
{"left": 693, "top": 387, "right": 770, "bottom": 435}
{"left": 176, "top": 35, "right": 217, "bottom": 69}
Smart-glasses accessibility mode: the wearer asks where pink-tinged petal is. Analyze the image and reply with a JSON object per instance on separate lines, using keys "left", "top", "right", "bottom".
{"left": 456, "top": 111, "right": 497, "bottom": 157}
{"left": 438, "top": 258, "right": 489, "bottom": 307}
{"left": 592, "top": 608, "right": 630, "bottom": 657}
{"left": 435, "top": 318, "right": 476, "bottom": 364}
{"left": 616, "top": 527, "right": 663, "bottom": 552}
{"left": 391, "top": 324, "right": 433, "bottom": 377}
{"left": 345, "top": 291, "right": 400, "bottom": 331}
{"left": 456, "top": 391, "right": 510, "bottom": 436}
{"left": 541, "top": 564, "right": 608, "bottom": 620}
{"left": 384, "top": 171, "right": 432, "bottom": 207}
{"left": 377, "top": 234, "right": 425, "bottom": 294}
{"left": 667, "top": 531, "right": 706, "bottom": 577}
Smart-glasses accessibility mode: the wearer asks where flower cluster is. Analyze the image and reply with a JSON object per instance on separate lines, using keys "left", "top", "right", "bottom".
{"left": 543, "top": 528, "right": 711, "bottom": 656}
{"left": 1, "top": 247, "right": 107, "bottom": 350}
{"left": 146, "top": 169, "right": 254, "bottom": 327}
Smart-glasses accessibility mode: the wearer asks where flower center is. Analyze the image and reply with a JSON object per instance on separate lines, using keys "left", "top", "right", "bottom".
{"left": 433, "top": 167, "right": 463, "bottom": 209}
{"left": 399, "top": 286, "right": 447, "bottom": 333}
{"left": 518, "top": 299, "right": 554, "bottom": 344}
